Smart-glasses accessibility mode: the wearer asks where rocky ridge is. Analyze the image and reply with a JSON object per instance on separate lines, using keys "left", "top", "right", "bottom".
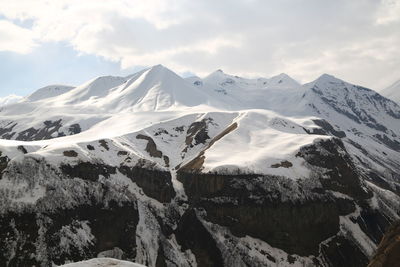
{"left": 0, "top": 65, "right": 399, "bottom": 266}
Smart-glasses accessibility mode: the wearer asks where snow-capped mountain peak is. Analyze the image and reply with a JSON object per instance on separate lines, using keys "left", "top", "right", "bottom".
{"left": 202, "top": 69, "right": 300, "bottom": 90}
{"left": 76, "top": 64, "right": 209, "bottom": 111}
{"left": 1, "top": 64, "right": 400, "bottom": 267}
{"left": 58, "top": 75, "right": 128, "bottom": 105}
{"left": 26, "top": 85, "right": 75, "bottom": 102}
{"left": 268, "top": 73, "right": 300, "bottom": 87}
{"left": 203, "top": 69, "right": 232, "bottom": 84}
{"left": 312, "top": 73, "right": 344, "bottom": 87}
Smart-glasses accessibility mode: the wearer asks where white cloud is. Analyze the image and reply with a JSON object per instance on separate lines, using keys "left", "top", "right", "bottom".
{"left": 0, "top": 20, "right": 36, "bottom": 53}
{"left": 0, "top": 94, "right": 23, "bottom": 106}
{"left": 0, "top": 0, "right": 399, "bottom": 89}
{"left": 376, "top": 0, "right": 400, "bottom": 25}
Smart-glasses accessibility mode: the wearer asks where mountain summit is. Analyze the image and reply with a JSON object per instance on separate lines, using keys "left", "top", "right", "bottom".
{"left": 0, "top": 65, "right": 399, "bottom": 267}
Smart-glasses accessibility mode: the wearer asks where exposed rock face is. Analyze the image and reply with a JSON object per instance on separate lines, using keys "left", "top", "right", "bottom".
{"left": 320, "top": 236, "right": 369, "bottom": 267}
{"left": 119, "top": 165, "right": 175, "bottom": 203}
{"left": 1, "top": 68, "right": 400, "bottom": 266}
{"left": 61, "top": 162, "right": 117, "bottom": 181}
{"left": 0, "top": 128, "right": 398, "bottom": 267}
{"left": 175, "top": 138, "right": 397, "bottom": 265}
{"left": 16, "top": 120, "right": 64, "bottom": 141}
{"left": 297, "top": 138, "right": 371, "bottom": 199}
{"left": 0, "top": 152, "right": 9, "bottom": 179}
{"left": 175, "top": 209, "right": 224, "bottom": 267}
{"left": 304, "top": 119, "right": 346, "bottom": 138}
{"left": 136, "top": 134, "right": 163, "bottom": 158}
{"left": 178, "top": 177, "right": 337, "bottom": 258}
{"left": 185, "top": 119, "right": 210, "bottom": 147}
{"left": 0, "top": 120, "right": 83, "bottom": 141}
{"left": 0, "top": 157, "right": 140, "bottom": 266}
{"left": 368, "top": 221, "right": 400, "bottom": 267}
{"left": 0, "top": 122, "right": 17, "bottom": 139}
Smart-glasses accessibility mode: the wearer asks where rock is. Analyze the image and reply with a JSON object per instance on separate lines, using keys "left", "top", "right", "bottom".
{"left": 368, "top": 221, "right": 400, "bottom": 267}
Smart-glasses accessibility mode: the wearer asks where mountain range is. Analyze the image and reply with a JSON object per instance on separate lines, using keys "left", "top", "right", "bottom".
{"left": 0, "top": 65, "right": 399, "bottom": 267}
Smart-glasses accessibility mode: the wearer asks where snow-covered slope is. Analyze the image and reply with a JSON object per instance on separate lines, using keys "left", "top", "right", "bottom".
{"left": 26, "top": 85, "right": 75, "bottom": 102}
{"left": 381, "top": 79, "right": 400, "bottom": 103}
{"left": 200, "top": 69, "right": 300, "bottom": 90}
{"left": 52, "top": 65, "right": 208, "bottom": 111}
{"left": 61, "top": 258, "right": 145, "bottom": 267}
{"left": 0, "top": 65, "right": 399, "bottom": 267}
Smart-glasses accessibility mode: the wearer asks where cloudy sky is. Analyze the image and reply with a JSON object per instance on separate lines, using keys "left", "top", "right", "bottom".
{"left": 0, "top": 0, "right": 399, "bottom": 97}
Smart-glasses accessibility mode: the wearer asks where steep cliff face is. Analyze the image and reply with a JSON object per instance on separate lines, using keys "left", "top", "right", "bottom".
{"left": 177, "top": 138, "right": 396, "bottom": 266}
{"left": 0, "top": 135, "right": 397, "bottom": 266}
{"left": 368, "top": 221, "right": 400, "bottom": 267}
{"left": 0, "top": 65, "right": 400, "bottom": 266}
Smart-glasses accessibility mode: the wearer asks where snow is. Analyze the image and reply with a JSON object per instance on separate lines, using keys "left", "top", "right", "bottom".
{"left": 339, "top": 206, "right": 377, "bottom": 257}
{"left": 135, "top": 201, "right": 160, "bottom": 267}
{"left": 0, "top": 64, "right": 400, "bottom": 266}
{"left": 26, "top": 85, "right": 74, "bottom": 102}
{"left": 201, "top": 110, "right": 327, "bottom": 177}
{"left": 58, "top": 220, "right": 94, "bottom": 255}
{"left": 381, "top": 79, "right": 400, "bottom": 103}
{"left": 0, "top": 65, "right": 398, "bottom": 203}
{"left": 59, "top": 258, "right": 146, "bottom": 267}
{"left": 0, "top": 64, "right": 399, "bottom": 181}
{"left": 202, "top": 215, "right": 317, "bottom": 267}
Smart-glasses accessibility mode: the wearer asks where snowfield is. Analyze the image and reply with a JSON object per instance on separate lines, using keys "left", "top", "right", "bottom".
{"left": 0, "top": 65, "right": 398, "bottom": 179}
{"left": 0, "top": 64, "right": 400, "bottom": 267}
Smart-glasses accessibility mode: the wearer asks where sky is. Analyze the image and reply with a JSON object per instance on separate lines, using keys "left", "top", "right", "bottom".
{"left": 0, "top": 0, "right": 399, "bottom": 97}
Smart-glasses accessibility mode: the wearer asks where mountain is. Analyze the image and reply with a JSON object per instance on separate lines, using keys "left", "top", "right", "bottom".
{"left": 60, "top": 258, "right": 146, "bottom": 267}
{"left": 26, "top": 85, "right": 75, "bottom": 102}
{"left": 381, "top": 79, "right": 400, "bottom": 103}
{"left": 0, "top": 65, "right": 399, "bottom": 267}
{"left": 368, "top": 221, "right": 400, "bottom": 267}
{"left": 200, "top": 69, "right": 300, "bottom": 90}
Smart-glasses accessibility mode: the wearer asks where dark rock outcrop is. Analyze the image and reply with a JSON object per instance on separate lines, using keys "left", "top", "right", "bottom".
{"left": 175, "top": 209, "right": 224, "bottom": 267}
{"left": 304, "top": 119, "right": 346, "bottom": 138}
{"left": 136, "top": 134, "right": 163, "bottom": 158}
{"left": 0, "top": 152, "right": 9, "bottom": 179}
{"left": 16, "top": 120, "right": 64, "bottom": 141}
{"left": 177, "top": 137, "right": 381, "bottom": 262}
{"left": 368, "top": 221, "right": 400, "bottom": 267}
{"left": 297, "top": 138, "right": 371, "bottom": 199}
{"left": 61, "top": 162, "right": 117, "bottom": 181}
{"left": 178, "top": 171, "right": 343, "bottom": 256}
{"left": 320, "top": 235, "right": 369, "bottom": 267}
{"left": 119, "top": 165, "right": 175, "bottom": 203}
